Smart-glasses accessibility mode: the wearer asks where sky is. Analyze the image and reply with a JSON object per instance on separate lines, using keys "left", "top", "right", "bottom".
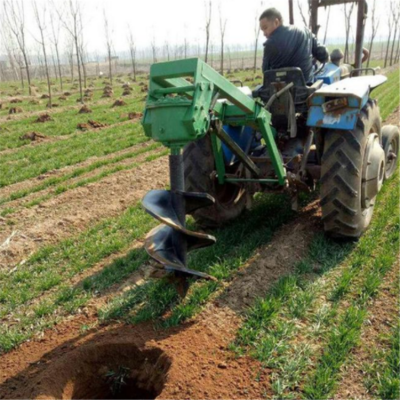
{"left": 0, "top": 0, "right": 394, "bottom": 58}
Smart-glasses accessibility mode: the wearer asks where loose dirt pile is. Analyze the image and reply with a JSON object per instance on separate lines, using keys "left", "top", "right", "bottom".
{"left": 10, "top": 98, "right": 22, "bottom": 104}
{"left": 112, "top": 99, "right": 126, "bottom": 107}
{"left": 19, "top": 132, "right": 47, "bottom": 141}
{"left": 128, "top": 112, "right": 143, "bottom": 120}
{"left": 35, "top": 113, "right": 53, "bottom": 123}
{"left": 77, "top": 120, "right": 108, "bottom": 130}
{"left": 40, "top": 94, "right": 50, "bottom": 99}
{"left": 78, "top": 105, "right": 92, "bottom": 114}
{"left": 9, "top": 107, "right": 23, "bottom": 114}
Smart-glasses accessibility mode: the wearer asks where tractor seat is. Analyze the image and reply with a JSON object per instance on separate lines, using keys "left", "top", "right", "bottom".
{"left": 255, "top": 67, "right": 318, "bottom": 107}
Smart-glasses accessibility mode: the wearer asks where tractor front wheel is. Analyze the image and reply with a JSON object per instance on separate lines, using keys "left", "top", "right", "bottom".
{"left": 320, "top": 99, "right": 385, "bottom": 239}
{"left": 183, "top": 134, "right": 248, "bottom": 228}
{"left": 382, "top": 125, "right": 399, "bottom": 180}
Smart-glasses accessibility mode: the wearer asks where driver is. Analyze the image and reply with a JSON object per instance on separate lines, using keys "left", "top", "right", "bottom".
{"left": 259, "top": 8, "right": 329, "bottom": 84}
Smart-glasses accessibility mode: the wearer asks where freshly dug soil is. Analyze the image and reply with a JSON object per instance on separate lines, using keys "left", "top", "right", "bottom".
{"left": 128, "top": 112, "right": 143, "bottom": 120}
{"left": 78, "top": 105, "right": 92, "bottom": 114}
{"left": 19, "top": 132, "right": 46, "bottom": 141}
{"left": 35, "top": 113, "right": 53, "bottom": 123}
{"left": 9, "top": 107, "right": 23, "bottom": 114}
{"left": 112, "top": 99, "right": 126, "bottom": 107}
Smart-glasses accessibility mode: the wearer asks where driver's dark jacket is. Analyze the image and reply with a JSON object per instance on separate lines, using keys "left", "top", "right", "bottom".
{"left": 262, "top": 25, "right": 322, "bottom": 84}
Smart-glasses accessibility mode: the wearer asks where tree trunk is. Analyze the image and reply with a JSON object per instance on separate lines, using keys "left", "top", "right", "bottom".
{"left": 389, "top": 25, "right": 398, "bottom": 65}
{"left": 384, "top": 31, "right": 392, "bottom": 67}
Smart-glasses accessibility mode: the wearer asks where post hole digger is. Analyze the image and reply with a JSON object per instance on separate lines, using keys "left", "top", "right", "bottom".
{"left": 141, "top": 57, "right": 399, "bottom": 283}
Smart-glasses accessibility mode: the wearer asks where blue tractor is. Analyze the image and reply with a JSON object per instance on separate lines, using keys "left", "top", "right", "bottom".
{"left": 141, "top": 1, "right": 399, "bottom": 280}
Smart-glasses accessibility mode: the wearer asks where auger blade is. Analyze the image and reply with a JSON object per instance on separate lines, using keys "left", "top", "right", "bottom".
{"left": 143, "top": 190, "right": 214, "bottom": 237}
{"left": 145, "top": 224, "right": 216, "bottom": 280}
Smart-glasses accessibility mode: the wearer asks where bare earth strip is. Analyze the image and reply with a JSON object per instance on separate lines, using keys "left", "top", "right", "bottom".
{"left": 333, "top": 261, "right": 399, "bottom": 400}
{"left": 0, "top": 155, "right": 168, "bottom": 269}
{"left": 0, "top": 125, "right": 146, "bottom": 200}
{"left": 0, "top": 142, "right": 157, "bottom": 211}
{"left": 0, "top": 200, "right": 322, "bottom": 399}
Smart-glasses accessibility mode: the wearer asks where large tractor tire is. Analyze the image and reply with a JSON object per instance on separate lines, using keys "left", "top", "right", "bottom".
{"left": 183, "top": 134, "right": 248, "bottom": 228}
{"left": 320, "top": 99, "right": 385, "bottom": 239}
{"left": 381, "top": 125, "right": 399, "bottom": 180}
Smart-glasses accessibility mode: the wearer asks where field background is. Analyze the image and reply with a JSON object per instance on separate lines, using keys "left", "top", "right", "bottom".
{"left": 0, "top": 58, "right": 398, "bottom": 399}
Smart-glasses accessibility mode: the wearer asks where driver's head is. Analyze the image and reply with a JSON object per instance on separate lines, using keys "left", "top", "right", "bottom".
{"left": 259, "top": 8, "right": 283, "bottom": 38}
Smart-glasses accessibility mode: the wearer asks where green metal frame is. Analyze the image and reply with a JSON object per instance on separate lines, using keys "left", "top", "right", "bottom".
{"left": 142, "top": 58, "right": 286, "bottom": 186}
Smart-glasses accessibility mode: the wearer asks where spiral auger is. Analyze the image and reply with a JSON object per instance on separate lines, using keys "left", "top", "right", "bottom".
{"left": 142, "top": 151, "right": 217, "bottom": 281}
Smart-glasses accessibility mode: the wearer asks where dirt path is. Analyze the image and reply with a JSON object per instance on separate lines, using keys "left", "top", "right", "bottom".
{"left": 333, "top": 262, "right": 399, "bottom": 400}
{"left": 0, "top": 200, "right": 322, "bottom": 399}
{"left": 0, "top": 155, "right": 168, "bottom": 270}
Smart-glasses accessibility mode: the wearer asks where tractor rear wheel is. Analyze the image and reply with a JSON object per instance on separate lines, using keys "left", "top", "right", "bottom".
{"left": 183, "top": 134, "right": 248, "bottom": 227}
{"left": 320, "top": 99, "right": 385, "bottom": 239}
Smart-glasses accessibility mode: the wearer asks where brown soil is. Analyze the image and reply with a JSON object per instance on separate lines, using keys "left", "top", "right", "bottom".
{"left": 128, "top": 112, "right": 143, "bottom": 120}
{"left": 35, "top": 113, "right": 53, "bottom": 123}
{"left": 219, "top": 200, "right": 321, "bottom": 313}
{"left": 9, "top": 98, "right": 22, "bottom": 104}
{"left": 9, "top": 107, "right": 23, "bottom": 114}
{"left": 78, "top": 105, "right": 92, "bottom": 114}
{"left": 40, "top": 94, "right": 49, "bottom": 99}
{"left": 77, "top": 120, "right": 108, "bottom": 131}
{"left": 63, "top": 92, "right": 71, "bottom": 96}
{"left": 19, "top": 132, "right": 46, "bottom": 142}
{"left": 59, "top": 95, "right": 67, "bottom": 101}
{"left": 333, "top": 262, "right": 399, "bottom": 400}
{"left": 122, "top": 89, "right": 132, "bottom": 96}
{"left": 0, "top": 201, "right": 322, "bottom": 399}
{"left": 112, "top": 99, "right": 126, "bottom": 107}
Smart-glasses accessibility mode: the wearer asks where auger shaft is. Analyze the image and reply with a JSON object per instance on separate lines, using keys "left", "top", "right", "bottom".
{"left": 169, "top": 151, "right": 187, "bottom": 267}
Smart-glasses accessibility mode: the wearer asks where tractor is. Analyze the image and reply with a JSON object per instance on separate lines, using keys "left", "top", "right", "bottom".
{"left": 140, "top": 1, "right": 399, "bottom": 281}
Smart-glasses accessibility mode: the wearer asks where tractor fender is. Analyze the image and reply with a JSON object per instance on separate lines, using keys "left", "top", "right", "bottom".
{"left": 307, "top": 75, "right": 387, "bottom": 131}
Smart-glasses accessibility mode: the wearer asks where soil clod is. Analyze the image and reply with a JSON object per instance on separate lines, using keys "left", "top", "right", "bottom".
{"left": 9, "top": 107, "right": 23, "bottom": 114}
{"left": 35, "top": 113, "right": 53, "bottom": 123}
{"left": 78, "top": 105, "right": 92, "bottom": 114}
{"left": 112, "top": 99, "right": 126, "bottom": 107}
{"left": 19, "top": 131, "right": 47, "bottom": 141}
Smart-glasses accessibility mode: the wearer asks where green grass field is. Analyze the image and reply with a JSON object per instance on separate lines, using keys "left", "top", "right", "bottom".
{"left": 0, "top": 60, "right": 398, "bottom": 398}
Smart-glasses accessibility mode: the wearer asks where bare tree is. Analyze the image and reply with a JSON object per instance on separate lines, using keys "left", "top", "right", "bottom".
{"left": 127, "top": 28, "right": 137, "bottom": 81}
{"left": 58, "top": 0, "right": 84, "bottom": 103}
{"left": 323, "top": 6, "right": 331, "bottom": 44}
{"left": 253, "top": 1, "right": 263, "bottom": 73}
{"left": 366, "top": 0, "right": 379, "bottom": 67}
{"left": 343, "top": 2, "right": 355, "bottom": 63}
{"left": 384, "top": 0, "right": 394, "bottom": 67}
{"left": 219, "top": 5, "right": 227, "bottom": 75}
{"left": 389, "top": 1, "right": 400, "bottom": 65}
{"left": 103, "top": 9, "right": 114, "bottom": 85}
{"left": 297, "top": 0, "right": 309, "bottom": 28}
{"left": 3, "top": 0, "right": 32, "bottom": 94}
{"left": 395, "top": 28, "right": 400, "bottom": 64}
{"left": 204, "top": 1, "right": 212, "bottom": 63}
{"left": 32, "top": 0, "right": 52, "bottom": 106}
{"left": 50, "top": 5, "right": 63, "bottom": 91}
{"left": 150, "top": 35, "right": 157, "bottom": 63}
